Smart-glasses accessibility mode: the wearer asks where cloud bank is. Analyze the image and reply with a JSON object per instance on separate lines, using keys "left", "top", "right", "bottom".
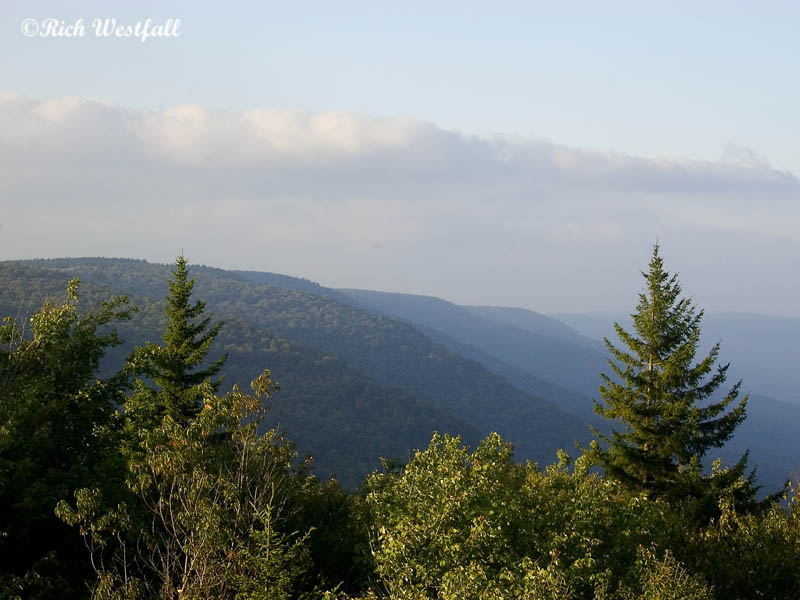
{"left": 1, "top": 93, "right": 798, "bottom": 315}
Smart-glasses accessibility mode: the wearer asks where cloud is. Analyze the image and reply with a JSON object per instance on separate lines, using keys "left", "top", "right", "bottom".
{"left": 1, "top": 92, "right": 798, "bottom": 315}
{"left": 720, "top": 142, "right": 771, "bottom": 169}
{"left": 3, "top": 93, "right": 796, "bottom": 192}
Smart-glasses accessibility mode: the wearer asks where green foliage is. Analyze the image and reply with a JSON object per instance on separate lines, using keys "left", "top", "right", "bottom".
{"left": 611, "top": 548, "right": 713, "bottom": 600}
{"left": 59, "top": 371, "right": 313, "bottom": 599}
{"left": 364, "top": 432, "right": 527, "bottom": 598}
{"left": 49, "top": 264, "right": 369, "bottom": 598}
{"left": 0, "top": 260, "right": 479, "bottom": 487}
{"left": 363, "top": 433, "right": 680, "bottom": 599}
{"left": 0, "top": 279, "right": 132, "bottom": 599}
{"left": 1, "top": 260, "right": 799, "bottom": 600}
{"left": 8, "top": 257, "right": 585, "bottom": 476}
{"left": 284, "top": 476, "right": 374, "bottom": 595}
{"left": 127, "top": 256, "right": 227, "bottom": 425}
{"left": 677, "top": 492, "right": 800, "bottom": 599}
{"left": 587, "top": 245, "right": 755, "bottom": 514}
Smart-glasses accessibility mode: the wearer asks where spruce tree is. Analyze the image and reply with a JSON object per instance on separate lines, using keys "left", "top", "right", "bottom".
{"left": 587, "top": 245, "right": 755, "bottom": 513}
{"left": 128, "top": 256, "right": 226, "bottom": 424}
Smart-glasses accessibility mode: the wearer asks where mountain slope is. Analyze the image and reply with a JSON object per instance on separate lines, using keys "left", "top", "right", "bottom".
{"left": 339, "top": 288, "right": 608, "bottom": 403}
{"left": 339, "top": 288, "right": 800, "bottom": 493}
{"left": 4, "top": 258, "right": 587, "bottom": 474}
{"left": 464, "top": 305, "right": 604, "bottom": 352}
{"left": 0, "top": 262, "right": 476, "bottom": 486}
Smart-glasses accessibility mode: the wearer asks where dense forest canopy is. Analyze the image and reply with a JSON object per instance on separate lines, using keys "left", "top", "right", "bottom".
{"left": 0, "top": 252, "right": 798, "bottom": 599}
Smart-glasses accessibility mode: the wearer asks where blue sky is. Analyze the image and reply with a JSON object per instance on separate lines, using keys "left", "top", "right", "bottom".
{"left": 1, "top": 1, "right": 799, "bottom": 315}
{"left": 5, "top": 1, "right": 800, "bottom": 170}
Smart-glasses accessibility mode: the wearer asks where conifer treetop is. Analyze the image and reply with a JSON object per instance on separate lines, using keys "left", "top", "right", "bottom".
{"left": 588, "top": 244, "right": 754, "bottom": 513}
{"left": 129, "top": 255, "right": 227, "bottom": 423}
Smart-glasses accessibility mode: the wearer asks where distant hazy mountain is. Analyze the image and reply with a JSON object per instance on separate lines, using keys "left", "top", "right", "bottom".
{"left": 702, "top": 314, "right": 800, "bottom": 405}
{"left": 550, "top": 312, "right": 623, "bottom": 344}
{"left": 340, "top": 289, "right": 609, "bottom": 401}
{"left": 411, "top": 323, "right": 602, "bottom": 429}
{"left": 555, "top": 311, "right": 800, "bottom": 492}
{"left": 555, "top": 312, "right": 800, "bottom": 405}
{"left": 720, "top": 393, "right": 800, "bottom": 489}
{"left": 341, "top": 289, "right": 800, "bottom": 493}
{"left": 464, "top": 305, "right": 604, "bottom": 352}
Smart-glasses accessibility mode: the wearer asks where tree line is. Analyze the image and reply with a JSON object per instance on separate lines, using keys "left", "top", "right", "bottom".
{"left": 1, "top": 249, "right": 797, "bottom": 599}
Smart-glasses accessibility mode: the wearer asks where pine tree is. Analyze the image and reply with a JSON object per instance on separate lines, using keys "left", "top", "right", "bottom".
{"left": 128, "top": 256, "right": 226, "bottom": 424}
{"left": 587, "top": 245, "right": 755, "bottom": 513}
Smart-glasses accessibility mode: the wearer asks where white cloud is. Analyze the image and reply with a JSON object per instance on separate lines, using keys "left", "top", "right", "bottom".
{"left": 0, "top": 92, "right": 798, "bottom": 315}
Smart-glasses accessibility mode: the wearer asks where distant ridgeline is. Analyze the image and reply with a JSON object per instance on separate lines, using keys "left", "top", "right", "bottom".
{"left": 0, "top": 258, "right": 581, "bottom": 486}
{"left": 1, "top": 257, "right": 797, "bottom": 491}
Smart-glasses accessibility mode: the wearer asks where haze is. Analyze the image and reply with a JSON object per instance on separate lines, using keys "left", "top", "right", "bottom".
{"left": 1, "top": 2, "right": 798, "bottom": 316}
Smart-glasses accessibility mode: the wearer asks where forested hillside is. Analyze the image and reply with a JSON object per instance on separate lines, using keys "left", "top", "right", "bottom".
{"left": 337, "top": 288, "right": 800, "bottom": 494}
{"left": 0, "top": 259, "right": 585, "bottom": 483}
{"left": 340, "top": 288, "right": 608, "bottom": 400}
{"left": 2, "top": 253, "right": 797, "bottom": 600}
{"left": 5, "top": 258, "right": 796, "bottom": 493}
{"left": 464, "top": 305, "right": 603, "bottom": 350}
{"left": 0, "top": 262, "right": 475, "bottom": 485}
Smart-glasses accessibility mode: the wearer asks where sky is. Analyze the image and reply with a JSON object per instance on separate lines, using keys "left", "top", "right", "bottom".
{"left": 1, "top": 1, "right": 799, "bottom": 316}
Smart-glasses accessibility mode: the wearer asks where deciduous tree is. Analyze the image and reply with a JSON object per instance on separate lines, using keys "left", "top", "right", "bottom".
{"left": 0, "top": 279, "right": 131, "bottom": 599}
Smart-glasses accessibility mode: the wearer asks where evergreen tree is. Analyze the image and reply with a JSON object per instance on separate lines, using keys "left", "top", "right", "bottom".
{"left": 587, "top": 245, "right": 756, "bottom": 513}
{"left": 128, "top": 256, "right": 226, "bottom": 424}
